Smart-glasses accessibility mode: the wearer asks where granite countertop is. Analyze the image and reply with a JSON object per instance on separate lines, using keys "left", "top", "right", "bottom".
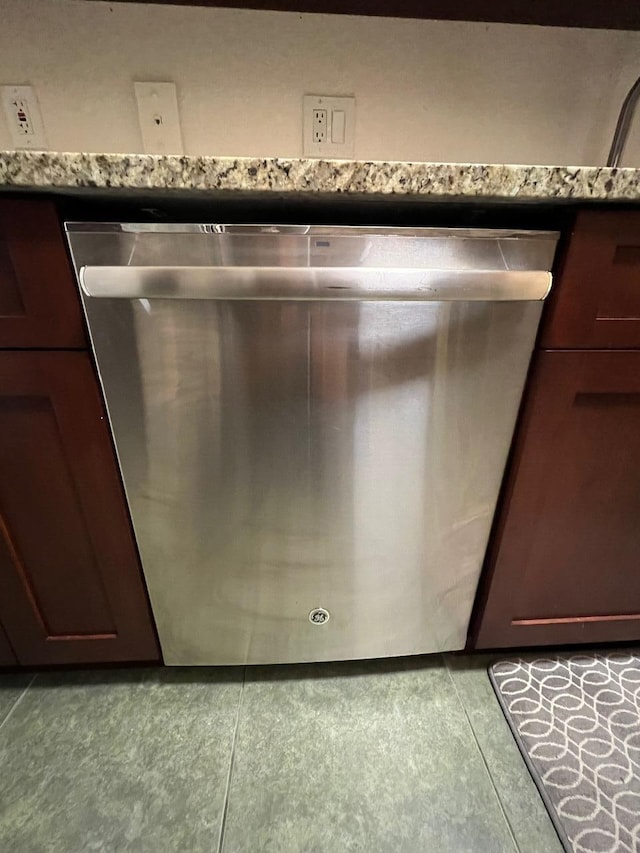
{"left": 1, "top": 150, "right": 639, "bottom": 201}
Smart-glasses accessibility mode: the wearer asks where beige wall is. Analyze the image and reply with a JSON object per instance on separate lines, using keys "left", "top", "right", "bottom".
{"left": 0, "top": 0, "right": 639, "bottom": 165}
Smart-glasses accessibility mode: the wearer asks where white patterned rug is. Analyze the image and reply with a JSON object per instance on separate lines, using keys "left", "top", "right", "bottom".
{"left": 490, "top": 653, "right": 640, "bottom": 853}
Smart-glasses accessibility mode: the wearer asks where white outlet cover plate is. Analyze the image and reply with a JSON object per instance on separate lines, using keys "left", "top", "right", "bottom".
{"left": 1, "top": 85, "right": 47, "bottom": 150}
{"left": 303, "top": 95, "right": 355, "bottom": 158}
{"left": 134, "top": 82, "right": 183, "bottom": 155}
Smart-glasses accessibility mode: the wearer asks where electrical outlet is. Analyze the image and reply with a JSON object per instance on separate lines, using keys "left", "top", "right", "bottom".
{"left": 303, "top": 95, "right": 355, "bottom": 158}
{"left": 1, "top": 85, "right": 47, "bottom": 149}
{"left": 134, "top": 82, "right": 183, "bottom": 155}
{"left": 313, "top": 109, "right": 327, "bottom": 143}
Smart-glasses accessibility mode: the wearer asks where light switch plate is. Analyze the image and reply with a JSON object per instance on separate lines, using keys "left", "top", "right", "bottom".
{"left": 134, "top": 82, "right": 183, "bottom": 155}
{"left": 1, "top": 85, "right": 47, "bottom": 150}
{"left": 303, "top": 95, "right": 355, "bottom": 158}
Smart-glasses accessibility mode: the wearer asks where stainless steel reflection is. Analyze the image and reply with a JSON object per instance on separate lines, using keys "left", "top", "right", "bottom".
{"left": 66, "top": 223, "right": 559, "bottom": 665}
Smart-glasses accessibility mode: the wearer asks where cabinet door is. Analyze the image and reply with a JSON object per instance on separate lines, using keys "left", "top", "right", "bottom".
{"left": 0, "top": 623, "right": 17, "bottom": 666}
{"left": 473, "top": 350, "right": 640, "bottom": 649}
{"left": 541, "top": 211, "right": 640, "bottom": 349}
{"left": 0, "top": 352, "right": 159, "bottom": 665}
{"left": 0, "top": 200, "right": 86, "bottom": 348}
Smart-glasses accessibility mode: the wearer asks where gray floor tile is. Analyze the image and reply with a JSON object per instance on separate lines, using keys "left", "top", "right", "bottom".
{"left": 446, "top": 653, "right": 563, "bottom": 853}
{"left": 0, "top": 673, "right": 32, "bottom": 725}
{"left": 0, "top": 667, "right": 243, "bottom": 853}
{"left": 222, "top": 656, "right": 517, "bottom": 853}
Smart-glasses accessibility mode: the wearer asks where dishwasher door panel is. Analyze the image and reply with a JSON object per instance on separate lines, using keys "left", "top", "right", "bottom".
{"left": 83, "top": 295, "right": 541, "bottom": 664}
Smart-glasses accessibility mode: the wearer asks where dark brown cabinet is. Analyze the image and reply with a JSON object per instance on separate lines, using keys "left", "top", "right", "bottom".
{"left": 124, "top": 2, "right": 640, "bottom": 31}
{"left": 0, "top": 200, "right": 86, "bottom": 349}
{"left": 474, "top": 350, "right": 640, "bottom": 649}
{"left": 474, "top": 209, "right": 640, "bottom": 650}
{"left": 0, "top": 198, "right": 159, "bottom": 667}
{"left": 541, "top": 211, "right": 640, "bottom": 350}
{"left": 0, "top": 623, "right": 17, "bottom": 666}
{"left": 0, "top": 346, "right": 159, "bottom": 664}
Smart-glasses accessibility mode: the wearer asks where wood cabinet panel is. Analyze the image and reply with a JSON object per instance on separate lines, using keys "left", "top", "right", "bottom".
{"left": 0, "top": 200, "right": 86, "bottom": 349}
{"left": 0, "top": 352, "right": 159, "bottom": 665}
{"left": 473, "top": 350, "right": 640, "bottom": 649}
{"left": 541, "top": 212, "right": 640, "bottom": 349}
{"left": 0, "top": 623, "right": 17, "bottom": 666}
{"left": 111, "top": 1, "right": 640, "bottom": 30}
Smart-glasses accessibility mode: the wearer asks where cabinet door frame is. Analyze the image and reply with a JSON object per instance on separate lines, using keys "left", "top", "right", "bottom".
{"left": 472, "top": 349, "right": 640, "bottom": 649}
{"left": 0, "top": 351, "right": 160, "bottom": 665}
{"left": 0, "top": 200, "right": 87, "bottom": 349}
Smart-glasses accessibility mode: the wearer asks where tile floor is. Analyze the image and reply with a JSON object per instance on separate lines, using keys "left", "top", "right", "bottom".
{"left": 0, "top": 654, "right": 562, "bottom": 853}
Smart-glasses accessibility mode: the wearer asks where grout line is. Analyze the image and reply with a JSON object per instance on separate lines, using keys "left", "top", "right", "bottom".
{"left": 216, "top": 666, "right": 246, "bottom": 853}
{"left": 444, "top": 657, "right": 521, "bottom": 853}
{"left": 0, "top": 673, "right": 37, "bottom": 734}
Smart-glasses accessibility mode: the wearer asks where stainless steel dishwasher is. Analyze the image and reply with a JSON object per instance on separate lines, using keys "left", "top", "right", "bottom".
{"left": 66, "top": 224, "right": 557, "bottom": 665}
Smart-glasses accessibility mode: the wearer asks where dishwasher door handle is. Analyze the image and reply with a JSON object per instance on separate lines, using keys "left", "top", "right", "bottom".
{"left": 80, "top": 265, "right": 552, "bottom": 302}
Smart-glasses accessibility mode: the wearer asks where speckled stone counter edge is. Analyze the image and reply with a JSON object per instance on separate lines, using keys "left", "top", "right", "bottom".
{"left": 1, "top": 151, "right": 640, "bottom": 200}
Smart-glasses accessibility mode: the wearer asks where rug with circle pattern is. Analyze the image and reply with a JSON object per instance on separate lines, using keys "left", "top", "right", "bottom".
{"left": 490, "top": 653, "right": 640, "bottom": 853}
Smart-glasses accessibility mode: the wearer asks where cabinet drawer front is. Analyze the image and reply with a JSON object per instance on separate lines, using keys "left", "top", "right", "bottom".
{"left": 0, "top": 200, "right": 86, "bottom": 349}
{"left": 473, "top": 349, "right": 640, "bottom": 649}
{"left": 542, "top": 211, "right": 640, "bottom": 349}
